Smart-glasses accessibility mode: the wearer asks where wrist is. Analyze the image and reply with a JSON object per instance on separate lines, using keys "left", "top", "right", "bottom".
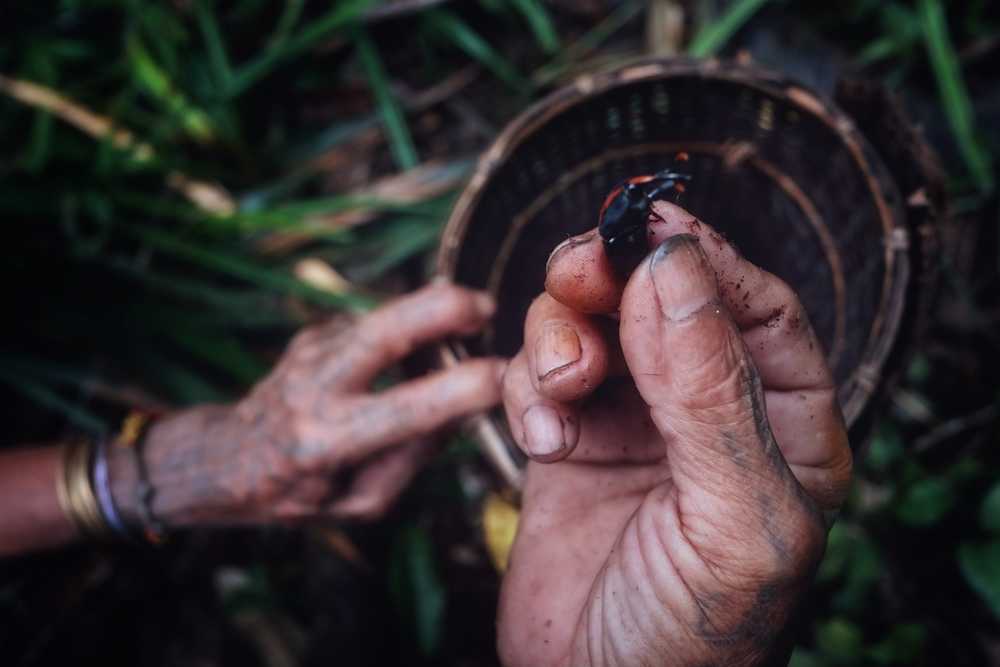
{"left": 108, "top": 404, "right": 236, "bottom": 531}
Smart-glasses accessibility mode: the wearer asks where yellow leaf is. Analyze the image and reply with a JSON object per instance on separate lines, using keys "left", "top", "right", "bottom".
{"left": 483, "top": 493, "right": 520, "bottom": 574}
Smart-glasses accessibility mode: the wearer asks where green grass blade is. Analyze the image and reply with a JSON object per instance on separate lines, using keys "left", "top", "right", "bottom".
{"left": 123, "top": 225, "right": 375, "bottom": 311}
{"left": 354, "top": 25, "right": 419, "bottom": 170}
{"left": 351, "top": 217, "right": 443, "bottom": 282}
{"left": 918, "top": 0, "right": 995, "bottom": 192}
{"left": 228, "top": 0, "right": 374, "bottom": 96}
{"left": 424, "top": 9, "right": 529, "bottom": 91}
{"left": 126, "top": 31, "right": 216, "bottom": 142}
{"left": 687, "top": 0, "right": 771, "bottom": 58}
{"left": 508, "top": 0, "right": 560, "bottom": 54}
{"left": 533, "top": 0, "right": 643, "bottom": 86}
{"left": 269, "top": 0, "right": 307, "bottom": 49}
{"left": 856, "top": 35, "right": 906, "bottom": 66}
{"left": 194, "top": 0, "right": 234, "bottom": 88}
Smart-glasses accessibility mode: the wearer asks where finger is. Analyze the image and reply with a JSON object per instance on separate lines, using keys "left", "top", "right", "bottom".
{"left": 641, "top": 205, "right": 851, "bottom": 506}
{"left": 327, "top": 439, "right": 436, "bottom": 521}
{"left": 620, "top": 235, "right": 827, "bottom": 574}
{"left": 544, "top": 232, "right": 624, "bottom": 314}
{"left": 645, "top": 201, "right": 830, "bottom": 392}
{"left": 305, "top": 358, "right": 506, "bottom": 465}
{"left": 523, "top": 293, "right": 611, "bottom": 403}
{"left": 545, "top": 203, "right": 829, "bottom": 391}
{"left": 501, "top": 352, "right": 581, "bottom": 462}
{"left": 620, "top": 235, "right": 832, "bottom": 516}
{"left": 545, "top": 205, "right": 851, "bottom": 507}
{"left": 316, "top": 282, "right": 496, "bottom": 391}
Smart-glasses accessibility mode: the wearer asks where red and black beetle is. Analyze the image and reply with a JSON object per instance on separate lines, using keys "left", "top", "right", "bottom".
{"left": 598, "top": 152, "right": 691, "bottom": 276}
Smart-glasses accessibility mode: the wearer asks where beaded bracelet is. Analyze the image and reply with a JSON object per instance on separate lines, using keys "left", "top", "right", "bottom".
{"left": 114, "top": 412, "right": 169, "bottom": 545}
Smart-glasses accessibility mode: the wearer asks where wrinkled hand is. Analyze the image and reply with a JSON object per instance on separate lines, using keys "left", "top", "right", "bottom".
{"left": 498, "top": 202, "right": 853, "bottom": 666}
{"left": 111, "top": 283, "right": 505, "bottom": 527}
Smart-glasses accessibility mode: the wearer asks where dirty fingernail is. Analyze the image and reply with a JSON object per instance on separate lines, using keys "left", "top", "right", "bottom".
{"left": 523, "top": 405, "right": 565, "bottom": 457}
{"left": 650, "top": 234, "right": 718, "bottom": 320}
{"left": 535, "top": 323, "right": 582, "bottom": 379}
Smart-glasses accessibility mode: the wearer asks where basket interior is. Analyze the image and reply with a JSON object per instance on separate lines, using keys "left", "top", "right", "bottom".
{"left": 451, "top": 73, "right": 901, "bottom": 400}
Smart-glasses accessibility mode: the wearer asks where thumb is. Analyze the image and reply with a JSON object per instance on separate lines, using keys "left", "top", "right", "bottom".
{"left": 621, "top": 234, "right": 759, "bottom": 436}
{"left": 619, "top": 234, "right": 807, "bottom": 521}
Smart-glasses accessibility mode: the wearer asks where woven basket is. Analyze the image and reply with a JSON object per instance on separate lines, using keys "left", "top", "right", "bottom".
{"left": 437, "top": 58, "right": 942, "bottom": 488}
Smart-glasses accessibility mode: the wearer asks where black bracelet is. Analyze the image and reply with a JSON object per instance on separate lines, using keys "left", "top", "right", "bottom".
{"left": 116, "top": 412, "right": 169, "bottom": 545}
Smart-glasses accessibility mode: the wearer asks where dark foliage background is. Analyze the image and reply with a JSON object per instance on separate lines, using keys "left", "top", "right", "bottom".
{"left": 1, "top": 1, "right": 998, "bottom": 665}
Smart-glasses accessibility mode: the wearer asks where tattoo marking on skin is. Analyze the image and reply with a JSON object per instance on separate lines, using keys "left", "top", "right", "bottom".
{"left": 692, "top": 581, "right": 789, "bottom": 652}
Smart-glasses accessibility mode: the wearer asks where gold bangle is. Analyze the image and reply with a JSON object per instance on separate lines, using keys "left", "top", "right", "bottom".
{"left": 56, "top": 438, "right": 111, "bottom": 539}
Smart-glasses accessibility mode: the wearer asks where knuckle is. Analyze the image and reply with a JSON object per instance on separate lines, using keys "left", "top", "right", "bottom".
{"left": 287, "top": 326, "right": 319, "bottom": 352}
{"left": 349, "top": 492, "right": 393, "bottom": 522}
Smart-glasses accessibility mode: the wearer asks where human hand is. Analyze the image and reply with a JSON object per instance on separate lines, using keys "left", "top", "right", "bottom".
{"left": 110, "top": 283, "right": 505, "bottom": 527}
{"left": 497, "top": 202, "right": 852, "bottom": 666}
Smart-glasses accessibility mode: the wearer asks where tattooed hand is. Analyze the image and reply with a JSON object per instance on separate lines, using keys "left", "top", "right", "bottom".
{"left": 109, "top": 283, "right": 505, "bottom": 527}
{"left": 497, "top": 202, "right": 853, "bottom": 666}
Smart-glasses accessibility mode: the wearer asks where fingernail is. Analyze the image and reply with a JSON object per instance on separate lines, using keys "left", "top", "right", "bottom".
{"left": 474, "top": 292, "right": 496, "bottom": 318}
{"left": 649, "top": 234, "right": 718, "bottom": 320}
{"left": 535, "top": 323, "right": 581, "bottom": 379}
{"left": 545, "top": 233, "right": 595, "bottom": 276}
{"left": 523, "top": 405, "right": 565, "bottom": 457}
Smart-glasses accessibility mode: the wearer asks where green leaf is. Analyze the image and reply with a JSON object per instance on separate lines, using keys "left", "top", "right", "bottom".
{"left": 918, "top": 0, "right": 994, "bottom": 192}
{"left": 817, "top": 522, "right": 853, "bottom": 583}
{"left": 354, "top": 26, "right": 419, "bottom": 171}
{"left": 867, "top": 623, "right": 927, "bottom": 664}
{"left": 980, "top": 482, "right": 1000, "bottom": 534}
{"left": 687, "top": 0, "right": 771, "bottom": 58}
{"left": 815, "top": 617, "right": 864, "bottom": 661}
{"left": 864, "top": 424, "right": 904, "bottom": 473}
{"left": 389, "top": 524, "right": 446, "bottom": 656}
{"left": 958, "top": 540, "right": 1000, "bottom": 622}
{"left": 788, "top": 649, "right": 826, "bottom": 667}
{"left": 819, "top": 526, "right": 883, "bottom": 613}
{"left": 896, "top": 477, "right": 956, "bottom": 526}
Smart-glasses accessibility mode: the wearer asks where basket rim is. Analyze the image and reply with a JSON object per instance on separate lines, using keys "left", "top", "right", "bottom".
{"left": 436, "top": 57, "right": 911, "bottom": 488}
